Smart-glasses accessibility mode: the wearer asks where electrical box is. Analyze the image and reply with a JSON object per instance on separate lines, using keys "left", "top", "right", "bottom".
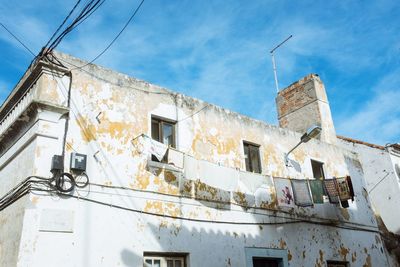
{"left": 70, "top": 152, "right": 87, "bottom": 172}
{"left": 51, "top": 155, "right": 64, "bottom": 173}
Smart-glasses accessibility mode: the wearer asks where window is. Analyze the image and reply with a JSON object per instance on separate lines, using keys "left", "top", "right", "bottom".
{"left": 311, "top": 159, "right": 325, "bottom": 180}
{"left": 253, "top": 257, "right": 280, "bottom": 267}
{"left": 144, "top": 255, "right": 185, "bottom": 267}
{"left": 151, "top": 116, "right": 176, "bottom": 148}
{"left": 151, "top": 116, "right": 176, "bottom": 162}
{"left": 327, "top": 260, "right": 348, "bottom": 267}
{"left": 245, "top": 248, "right": 288, "bottom": 267}
{"left": 244, "top": 142, "right": 261, "bottom": 173}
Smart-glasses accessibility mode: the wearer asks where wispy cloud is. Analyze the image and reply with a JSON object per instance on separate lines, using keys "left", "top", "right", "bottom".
{"left": 0, "top": 0, "right": 399, "bottom": 144}
{"left": 336, "top": 69, "right": 400, "bottom": 144}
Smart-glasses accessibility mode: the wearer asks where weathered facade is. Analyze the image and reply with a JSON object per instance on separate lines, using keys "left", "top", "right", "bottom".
{"left": 0, "top": 52, "right": 397, "bottom": 267}
{"left": 337, "top": 136, "right": 400, "bottom": 261}
{"left": 337, "top": 137, "right": 400, "bottom": 235}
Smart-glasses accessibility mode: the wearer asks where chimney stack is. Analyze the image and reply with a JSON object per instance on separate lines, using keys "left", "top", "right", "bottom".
{"left": 276, "top": 74, "right": 337, "bottom": 144}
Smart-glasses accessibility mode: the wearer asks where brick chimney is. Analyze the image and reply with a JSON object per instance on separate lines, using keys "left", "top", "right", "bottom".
{"left": 276, "top": 74, "right": 336, "bottom": 144}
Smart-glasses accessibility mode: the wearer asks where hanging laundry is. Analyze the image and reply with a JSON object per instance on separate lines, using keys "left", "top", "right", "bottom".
{"left": 309, "top": 179, "right": 324, "bottom": 204}
{"left": 167, "top": 148, "right": 184, "bottom": 168}
{"left": 336, "top": 177, "right": 352, "bottom": 201}
{"left": 132, "top": 134, "right": 168, "bottom": 161}
{"left": 273, "top": 177, "right": 295, "bottom": 208}
{"left": 291, "top": 179, "right": 313, "bottom": 207}
{"left": 324, "top": 179, "right": 340, "bottom": 204}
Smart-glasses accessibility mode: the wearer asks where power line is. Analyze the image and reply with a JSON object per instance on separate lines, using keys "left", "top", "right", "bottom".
{"left": 43, "top": 0, "right": 83, "bottom": 50}
{"left": 54, "top": 192, "right": 380, "bottom": 233}
{"left": 70, "top": 0, "right": 146, "bottom": 70}
{"left": 0, "top": 22, "right": 35, "bottom": 56}
{"left": 77, "top": 181, "right": 379, "bottom": 230}
{"left": 46, "top": 0, "right": 106, "bottom": 52}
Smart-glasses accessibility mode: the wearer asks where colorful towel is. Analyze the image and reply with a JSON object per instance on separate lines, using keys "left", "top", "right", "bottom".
{"left": 324, "top": 179, "right": 339, "bottom": 204}
{"left": 273, "top": 178, "right": 295, "bottom": 208}
{"left": 291, "top": 179, "right": 313, "bottom": 207}
{"left": 336, "top": 177, "right": 351, "bottom": 201}
{"left": 309, "top": 180, "right": 324, "bottom": 204}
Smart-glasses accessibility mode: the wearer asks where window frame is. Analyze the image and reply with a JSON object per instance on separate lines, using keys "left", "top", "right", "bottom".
{"left": 243, "top": 141, "right": 262, "bottom": 174}
{"left": 326, "top": 260, "right": 349, "bottom": 267}
{"left": 151, "top": 116, "right": 176, "bottom": 148}
{"left": 244, "top": 247, "right": 288, "bottom": 267}
{"left": 143, "top": 253, "right": 186, "bottom": 267}
{"left": 310, "top": 159, "right": 326, "bottom": 180}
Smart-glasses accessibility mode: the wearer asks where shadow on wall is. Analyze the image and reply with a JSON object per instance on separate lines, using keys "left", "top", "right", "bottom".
{"left": 117, "top": 213, "right": 380, "bottom": 267}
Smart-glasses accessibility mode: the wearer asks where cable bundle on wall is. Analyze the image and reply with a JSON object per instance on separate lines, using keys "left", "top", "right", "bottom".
{"left": 0, "top": 172, "right": 89, "bottom": 211}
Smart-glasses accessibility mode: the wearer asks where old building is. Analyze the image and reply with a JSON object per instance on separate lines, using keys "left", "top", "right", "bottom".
{"left": 0, "top": 51, "right": 397, "bottom": 267}
{"left": 337, "top": 137, "right": 400, "bottom": 261}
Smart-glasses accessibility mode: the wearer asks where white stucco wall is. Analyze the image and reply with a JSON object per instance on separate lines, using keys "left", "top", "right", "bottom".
{"left": 0, "top": 53, "right": 396, "bottom": 267}
{"left": 338, "top": 138, "right": 400, "bottom": 235}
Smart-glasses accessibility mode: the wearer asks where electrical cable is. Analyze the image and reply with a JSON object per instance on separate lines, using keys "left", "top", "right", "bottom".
{"left": 78, "top": 181, "right": 378, "bottom": 230}
{"left": 70, "top": 0, "right": 145, "bottom": 70}
{"left": 54, "top": 192, "right": 381, "bottom": 233}
{"left": 177, "top": 104, "right": 210, "bottom": 123}
{"left": 47, "top": 0, "right": 105, "bottom": 52}
{"left": 0, "top": 22, "right": 35, "bottom": 56}
{"left": 43, "top": 0, "right": 83, "bottom": 50}
{"left": 74, "top": 172, "right": 90, "bottom": 188}
{"left": 0, "top": 172, "right": 89, "bottom": 211}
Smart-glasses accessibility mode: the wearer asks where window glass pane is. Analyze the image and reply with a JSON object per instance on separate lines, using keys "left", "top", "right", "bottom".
{"left": 151, "top": 120, "right": 160, "bottom": 141}
{"left": 244, "top": 144, "right": 251, "bottom": 172}
{"left": 253, "top": 257, "right": 279, "bottom": 267}
{"left": 244, "top": 142, "right": 261, "bottom": 173}
{"left": 145, "top": 259, "right": 152, "bottom": 266}
{"left": 175, "top": 260, "right": 182, "bottom": 267}
{"left": 162, "top": 123, "right": 174, "bottom": 147}
{"left": 167, "top": 260, "right": 173, "bottom": 267}
{"left": 153, "top": 260, "right": 160, "bottom": 267}
{"left": 249, "top": 145, "right": 261, "bottom": 173}
{"left": 311, "top": 160, "right": 325, "bottom": 180}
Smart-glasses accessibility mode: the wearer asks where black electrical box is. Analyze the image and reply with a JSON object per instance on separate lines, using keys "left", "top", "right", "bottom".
{"left": 51, "top": 155, "right": 64, "bottom": 173}
{"left": 70, "top": 152, "right": 87, "bottom": 172}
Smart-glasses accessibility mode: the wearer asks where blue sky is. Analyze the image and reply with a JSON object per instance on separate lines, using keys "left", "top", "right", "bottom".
{"left": 1, "top": 0, "right": 399, "bottom": 145}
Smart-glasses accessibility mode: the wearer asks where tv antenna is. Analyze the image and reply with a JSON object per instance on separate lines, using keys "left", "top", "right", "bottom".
{"left": 270, "top": 35, "right": 293, "bottom": 93}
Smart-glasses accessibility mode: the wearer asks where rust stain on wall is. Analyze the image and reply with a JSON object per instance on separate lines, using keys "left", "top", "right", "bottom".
{"left": 315, "top": 250, "right": 324, "bottom": 267}
{"left": 279, "top": 238, "right": 287, "bottom": 249}
{"left": 288, "top": 250, "right": 293, "bottom": 261}
{"left": 152, "top": 169, "right": 179, "bottom": 195}
{"left": 363, "top": 254, "right": 371, "bottom": 267}
{"left": 339, "top": 245, "right": 349, "bottom": 261}
{"left": 352, "top": 251, "right": 357, "bottom": 262}
{"left": 31, "top": 196, "right": 39, "bottom": 205}
{"left": 233, "top": 191, "right": 248, "bottom": 207}
{"left": 144, "top": 200, "right": 181, "bottom": 217}
{"left": 340, "top": 208, "right": 350, "bottom": 221}
{"left": 76, "top": 115, "right": 97, "bottom": 143}
{"left": 133, "top": 172, "right": 151, "bottom": 190}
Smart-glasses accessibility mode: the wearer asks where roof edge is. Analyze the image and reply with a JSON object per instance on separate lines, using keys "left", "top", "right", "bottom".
{"left": 337, "top": 135, "right": 385, "bottom": 150}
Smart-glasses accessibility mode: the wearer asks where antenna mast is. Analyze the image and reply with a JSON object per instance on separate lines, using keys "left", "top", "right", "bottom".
{"left": 270, "top": 35, "right": 293, "bottom": 93}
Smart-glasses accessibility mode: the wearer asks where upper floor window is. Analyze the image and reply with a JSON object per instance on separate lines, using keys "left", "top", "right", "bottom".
{"left": 311, "top": 159, "right": 325, "bottom": 180}
{"left": 144, "top": 254, "right": 185, "bottom": 267}
{"left": 327, "top": 261, "right": 349, "bottom": 267}
{"left": 243, "top": 142, "right": 261, "bottom": 174}
{"left": 151, "top": 116, "right": 176, "bottom": 148}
